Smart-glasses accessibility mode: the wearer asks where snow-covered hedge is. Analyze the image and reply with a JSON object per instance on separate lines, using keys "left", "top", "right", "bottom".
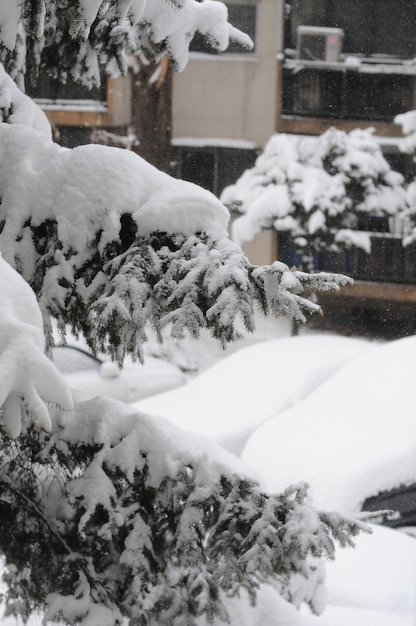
{"left": 395, "top": 110, "right": 416, "bottom": 246}
{"left": 223, "top": 128, "right": 408, "bottom": 260}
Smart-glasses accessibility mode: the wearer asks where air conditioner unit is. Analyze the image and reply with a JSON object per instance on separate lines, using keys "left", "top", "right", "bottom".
{"left": 297, "top": 26, "right": 343, "bottom": 62}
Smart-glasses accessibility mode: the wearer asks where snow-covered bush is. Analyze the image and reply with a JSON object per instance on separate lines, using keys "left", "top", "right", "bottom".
{"left": 395, "top": 110, "right": 416, "bottom": 156}
{"left": 223, "top": 128, "right": 408, "bottom": 263}
{"left": 0, "top": 3, "right": 365, "bottom": 624}
{"left": 395, "top": 110, "right": 416, "bottom": 246}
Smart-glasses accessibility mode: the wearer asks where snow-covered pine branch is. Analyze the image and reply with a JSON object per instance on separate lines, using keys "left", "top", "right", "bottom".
{"left": 0, "top": 255, "right": 73, "bottom": 438}
{"left": 0, "top": 0, "right": 253, "bottom": 89}
{"left": 0, "top": 120, "right": 351, "bottom": 364}
{"left": 0, "top": 396, "right": 370, "bottom": 626}
{"left": 223, "top": 128, "right": 408, "bottom": 260}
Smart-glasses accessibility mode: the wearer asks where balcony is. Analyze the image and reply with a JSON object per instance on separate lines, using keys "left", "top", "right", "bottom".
{"left": 278, "top": 231, "right": 416, "bottom": 331}
{"left": 279, "top": 232, "right": 416, "bottom": 285}
{"left": 278, "top": 56, "right": 416, "bottom": 136}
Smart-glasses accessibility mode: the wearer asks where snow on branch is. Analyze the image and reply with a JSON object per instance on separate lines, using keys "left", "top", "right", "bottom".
{"left": 0, "top": 396, "right": 371, "bottom": 625}
{"left": 0, "top": 0, "right": 253, "bottom": 87}
{"left": 0, "top": 255, "right": 73, "bottom": 438}
{"left": 249, "top": 262, "right": 352, "bottom": 322}
{"left": 0, "top": 63, "right": 51, "bottom": 136}
{"left": 0, "top": 123, "right": 350, "bottom": 364}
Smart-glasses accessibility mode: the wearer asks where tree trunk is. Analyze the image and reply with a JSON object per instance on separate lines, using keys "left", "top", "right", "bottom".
{"left": 130, "top": 56, "right": 174, "bottom": 174}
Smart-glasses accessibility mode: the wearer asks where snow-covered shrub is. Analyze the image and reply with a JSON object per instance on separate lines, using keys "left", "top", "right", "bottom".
{"left": 395, "top": 110, "right": 416, "bottom": 246}
{"left": 0, "top": 397, "right": 370, "bottom": 626}
{"left": 223, "top": 128, "right": 408, "bottom": 262}
{"left": 395, "top": 110, "right": 416, "bottom": 156}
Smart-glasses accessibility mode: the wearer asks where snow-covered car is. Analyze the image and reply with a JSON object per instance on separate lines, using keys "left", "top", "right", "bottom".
{"left": 53, "top": 344, "right": 186, "bottom": 404}
{"left": 133, "top": 334, "right": 375, "bottom": 456}
{"left": 241, "top": 334, "right": 416, "bottom": 523}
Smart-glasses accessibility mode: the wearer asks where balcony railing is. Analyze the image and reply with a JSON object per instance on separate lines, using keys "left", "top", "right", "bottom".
{"left": 282, "top": 57, "right": 416, "bottom": 121}
{"left": 278, "top": 232, "right": 416, "bottom": 285}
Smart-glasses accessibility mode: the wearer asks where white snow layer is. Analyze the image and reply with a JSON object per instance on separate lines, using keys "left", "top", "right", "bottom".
{"left": 395, "top": 109, "right": 416, "bottom": 154}
{"left": 0, "top": 0, "right": 22, "bottom": 50}
{"left": 0, "top": 64, "right": 51, "bottom": 136}
{"left": 0, "top": 123, "right": 230, "bottom": 276}
{"left": 140, "top": 0, "right": 253, "bottom": 71}
{"left": 242, "top": 334, "right": 416, "bottom": 513}
{"left": 0, "top": 254, "right": 72, "bottom": 437}
{"left": 133, "top": 335, "right": 375, "bottom": 457}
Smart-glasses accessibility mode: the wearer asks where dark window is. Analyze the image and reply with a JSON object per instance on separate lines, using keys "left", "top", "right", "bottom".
{"left": 384, "top": 152, "right": 416, "bottom": 184}
{"left": 180, "top": 151, "right": 216, "bottom": 192}
{"left": 26, "top": 73, "right": 106, "bottom": 101}
{"left": 55, "top": 127, "right": 94, "bottom": 149}
{"left": 345, "top": 72, "right": 413, "bottom": 120}
{"left": 283, "top": 69, "right": 343, "bottom": 118}
{"left": 174, "top": 146, "right": 258, "bottom": 196}
{"left": 283, "top": 67, "right": 414, "bottom": 121}
{"left": 287, "top": 0, "right": 416, "bottom": 59}
{"left": 190, "top": 2, "right": 256, "bottom": 55}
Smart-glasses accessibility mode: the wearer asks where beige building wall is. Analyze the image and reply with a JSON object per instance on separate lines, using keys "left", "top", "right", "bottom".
{"left": 172, "top": 0, "right": 284, "bottom": 266}
{"left": 172, "top": 0, "right": 284, "bottom": 148}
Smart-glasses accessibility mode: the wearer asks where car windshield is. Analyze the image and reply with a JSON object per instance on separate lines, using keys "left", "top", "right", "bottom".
{"left": 53, "top": 345, "right": 101, "bottom": 374}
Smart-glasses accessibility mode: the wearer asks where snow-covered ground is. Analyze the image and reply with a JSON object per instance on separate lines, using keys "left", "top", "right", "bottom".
{"left": 4, "top": 315, "right": 416, "bottom": 626}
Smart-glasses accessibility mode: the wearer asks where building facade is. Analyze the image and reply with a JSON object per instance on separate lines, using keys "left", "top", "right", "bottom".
{"left": 30, "top": 1, "right": 416, "bottom": 332}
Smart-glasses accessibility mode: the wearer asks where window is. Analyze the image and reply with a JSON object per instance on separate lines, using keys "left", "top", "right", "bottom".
{"left": 173, "top": 145, "right": 258, "bottom": 196}
{"left": 283, "top": 0, "right": 416, "bottom": 122}
{"left": 24, "top": 73, "right": 131, "bottom": 145}
{"left": 287, "top": 0, "right": 416, "bottom": 59}
{"left": 190, "top": 1, "right": 257, "bottom": 55}
{"left": 26, "top": 73, "right": 106, "bottom": 102}
{"left": 282, "top": 68, "right": 415, "bottom": 121}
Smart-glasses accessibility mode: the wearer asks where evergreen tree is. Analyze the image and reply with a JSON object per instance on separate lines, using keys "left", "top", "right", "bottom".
{"left": 0, "top": 3, "right": 367, "bottom": 624}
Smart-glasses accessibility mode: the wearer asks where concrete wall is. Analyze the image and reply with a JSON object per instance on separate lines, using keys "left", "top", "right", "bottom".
{"left": 172, "top": 0, "right": 284, "bottom": 148}
{"left": 172, "top": 0, "right": 285, "bottom": 266}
